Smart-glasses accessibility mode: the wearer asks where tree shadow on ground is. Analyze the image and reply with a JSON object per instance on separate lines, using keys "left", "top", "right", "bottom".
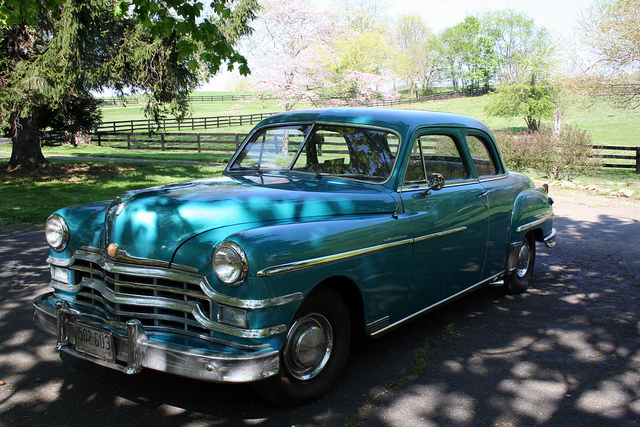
{"left": 1, "top": 206, "right": 639, "bottom": 426}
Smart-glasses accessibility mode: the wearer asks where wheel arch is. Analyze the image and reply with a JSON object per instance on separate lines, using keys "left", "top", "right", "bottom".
{"left": 311, "top": 276, "right": 366, "bottom": 337}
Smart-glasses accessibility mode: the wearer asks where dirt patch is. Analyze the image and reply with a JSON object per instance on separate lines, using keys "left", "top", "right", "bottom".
{"left": 549, "top": 189, "right": 640, "bottom": 222}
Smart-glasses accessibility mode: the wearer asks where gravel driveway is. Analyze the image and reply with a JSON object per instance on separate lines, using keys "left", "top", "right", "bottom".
{"left": 0, "top": 191, "right": 639, "bottom": 426}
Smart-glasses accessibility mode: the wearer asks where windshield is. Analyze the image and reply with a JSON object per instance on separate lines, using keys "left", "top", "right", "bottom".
{"left": 228, "top": 124, "right": 400, "bottom": 183}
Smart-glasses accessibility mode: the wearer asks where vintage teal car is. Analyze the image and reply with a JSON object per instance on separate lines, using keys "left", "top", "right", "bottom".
{"left": 33, "top": 108, "right": 556, "bottom": 405}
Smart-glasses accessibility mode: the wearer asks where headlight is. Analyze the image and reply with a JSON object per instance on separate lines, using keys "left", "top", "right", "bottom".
{"left": 213, "top": 241, "right": 248, "bottom": 286}
{"left": 45, "top": 214, "right": 69, "bottom": 252}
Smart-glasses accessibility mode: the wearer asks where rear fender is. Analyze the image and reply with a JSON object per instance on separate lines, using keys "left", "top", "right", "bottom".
{"left": 510, "top": 186, "right": 554, "bottom": 245}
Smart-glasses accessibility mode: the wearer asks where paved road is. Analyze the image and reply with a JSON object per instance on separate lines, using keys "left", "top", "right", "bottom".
{"left": 1, "top": 194, "right": 639, "bottom": 426}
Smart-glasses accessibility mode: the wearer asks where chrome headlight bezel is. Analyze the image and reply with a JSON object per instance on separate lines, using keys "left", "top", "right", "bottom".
{"left": 45, "top": 213, "right": 69, "bottom": 252}
{"left": 213, "top": 241, "right": 248, "bottom": 286}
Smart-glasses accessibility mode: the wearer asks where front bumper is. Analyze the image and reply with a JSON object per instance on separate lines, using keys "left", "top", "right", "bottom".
{"left": 33, "top": 293, "right": 280, "bottom": 383}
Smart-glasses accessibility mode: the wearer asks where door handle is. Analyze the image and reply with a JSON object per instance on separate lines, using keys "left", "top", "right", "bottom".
{"left": 478, "top": 190, "right": 490, "bottom": 198}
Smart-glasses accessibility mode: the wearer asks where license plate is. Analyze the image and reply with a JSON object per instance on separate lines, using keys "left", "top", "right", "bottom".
{"left": 74, "top": 323, "right": 115, "bottom": 361}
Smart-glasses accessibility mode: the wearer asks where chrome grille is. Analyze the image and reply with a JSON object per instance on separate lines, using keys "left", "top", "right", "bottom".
{"left": 71, "top": 257, "right": 213, "bottom": 338}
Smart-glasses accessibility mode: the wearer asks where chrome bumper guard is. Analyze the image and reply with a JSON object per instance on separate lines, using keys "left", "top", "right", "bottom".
{"left": 33, "top": 293, "right": 280, "bottom": 383}
{"left": 544, "top": 228, "right": 557, "bottom": 248}
{"left": 507, "top": 228, "right": 557, "bottom": 272}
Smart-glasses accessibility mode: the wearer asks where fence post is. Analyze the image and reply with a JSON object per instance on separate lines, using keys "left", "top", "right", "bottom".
{"left": 97, "top": 133, "right": 102, "bottom": 147}
{"left": 636, "top": 148, "right": 640, "bottom": 174}
{"left": 197, "top": 134, "right": 201, "bottom": 153}
{"left": 127, "top": 134, "right": 131, "bottom": 149}
{"left": 161, "top": 134, "right": 165, "bottom": 151}
{"left": 235, "top": 134, "right": 240, "bottom": 149}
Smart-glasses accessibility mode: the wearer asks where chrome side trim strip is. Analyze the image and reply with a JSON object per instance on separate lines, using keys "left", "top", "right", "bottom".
{"left": 516, "top": 212, "right": 554, "bottom": 233}
{"left": 257, "top": 227, "right": 469, "bottom": 278}
{"left": 413, "top": 226, "right": 468, "bottom": 243}
{"left": 370, "top": 272, "right": 504, "bottom": 336}
{"left": 478, "top": 172, "right": 509, "bottom": 183}
{"left": 256, "top": 238, "right": 414, "bottom": 277}
{"left": 366, "top": 316, "right": 390, "bottom": 335}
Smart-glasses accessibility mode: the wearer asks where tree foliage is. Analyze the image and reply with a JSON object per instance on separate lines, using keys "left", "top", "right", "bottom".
{"left": 249, "top": 0, "right": 342, "bottom": 111}
{"left": 480, "top": 10, "right": 555, "bottom": 85}
{"left": 437, "top": 16, "right": 499, "bottom": 93}
{"left": 251, "top": 0, "right": 387, "bottom": 110}
{"left": 391, "top": 14, "right": 434, "bottom": 96}
{"left": 0, "top": 0, "right": 257, "bottom": 171}
{"left": 581, "top": 0, "right": 640, "bottom": 108}
{"left": 484, "top": 84, "right": 556, "bottom": 131}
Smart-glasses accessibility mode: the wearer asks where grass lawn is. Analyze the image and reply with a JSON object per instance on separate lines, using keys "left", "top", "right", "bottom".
{"left": 98, "top": 92, "right": 640, "bottom": 148}
{"left": 0, "top": 160, "right": 224, "bottom": 227}
{"left": 1, "top": 92, "right": 638, "bottom": 227}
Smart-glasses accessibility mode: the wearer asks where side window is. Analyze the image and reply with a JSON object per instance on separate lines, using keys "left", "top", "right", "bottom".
{"left": 466, "top": 135, "right": 498, "bottom": 177}
{"left": 404, "top": 134, "right": 469, "bottom": 184}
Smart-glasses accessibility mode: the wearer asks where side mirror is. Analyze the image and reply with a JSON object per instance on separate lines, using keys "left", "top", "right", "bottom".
{"left": 420, "top": 173, "right": 445, "bottom": 195}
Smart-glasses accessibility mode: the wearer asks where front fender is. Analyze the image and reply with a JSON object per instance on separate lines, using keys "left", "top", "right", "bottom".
{"left": 48, "top": 202, "right": 110, "bottom": 261}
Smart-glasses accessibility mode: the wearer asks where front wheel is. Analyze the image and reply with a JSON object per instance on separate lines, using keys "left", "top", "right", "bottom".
{"left": 502, "top": 233, "right": 536, "bottom": 295}
{"left": 252, "top": 286, "right": 351, "bottom": 406}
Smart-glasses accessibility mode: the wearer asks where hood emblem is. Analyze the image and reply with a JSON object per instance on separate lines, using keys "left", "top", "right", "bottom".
{"left": 107, "top": 243, "right": 119, "bottom": 258}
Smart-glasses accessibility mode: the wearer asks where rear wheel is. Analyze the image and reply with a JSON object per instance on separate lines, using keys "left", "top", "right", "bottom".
{"left": 252, "top": 286, "right": 351, "bottom": 406}
{"left": 503, "top": 233, "right": 536, "bottom": 295}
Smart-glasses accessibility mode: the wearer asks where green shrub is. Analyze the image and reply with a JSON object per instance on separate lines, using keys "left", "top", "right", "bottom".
{"left": 494, "top": 125, "right": 601, "bottom": 180}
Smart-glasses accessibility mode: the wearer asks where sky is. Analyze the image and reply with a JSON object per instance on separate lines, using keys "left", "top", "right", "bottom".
{"left": 386, "top": 0, "right": 590, "bottom": 34}
{"left": 201, "top": 0, "right": 592, "bottom": 91}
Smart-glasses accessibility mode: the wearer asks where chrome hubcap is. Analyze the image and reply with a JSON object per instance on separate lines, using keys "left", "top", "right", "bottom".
{"left": 516, "top": 239, "right": 531, "bottom": 278}
{"left": 283, "top": 313, "right": 333, "bottom": 380}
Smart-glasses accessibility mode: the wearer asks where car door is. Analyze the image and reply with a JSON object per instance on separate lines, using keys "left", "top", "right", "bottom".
{"left": 464, "top": 132, "right": 513, "bottom": 278}
{"left": 400, "top": 131, "right": 489, "bottom": 315}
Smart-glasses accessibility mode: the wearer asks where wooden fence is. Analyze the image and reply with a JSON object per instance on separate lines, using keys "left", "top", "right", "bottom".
{"left": 369, "top": 89, "right": 488, "bottom": 108}
{"left": 96, "top": 89, "right": 487, "bottom": 134}
{"left": 94, "top": 133, "right": 640, "bottom": 174}
{"left": 95, "top": 112, "right": 277, "bottom": 134}
{"left": 95, "top": 132, "right": 246, "bottom": 154}
{"left": 594, "top": 145, "right": 640, "bottom": 173}
{"left": 99, "top": 94, "right": 257, "bottom": 106}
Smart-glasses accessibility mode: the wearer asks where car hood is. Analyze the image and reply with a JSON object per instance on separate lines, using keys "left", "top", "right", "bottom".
{"left": 105, "top": 173, "right": 397, "bottom": 263}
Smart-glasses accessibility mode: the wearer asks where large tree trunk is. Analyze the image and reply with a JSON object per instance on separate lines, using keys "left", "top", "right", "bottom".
{"left": 7, "top": 108, "right": 50, "bottom": 171}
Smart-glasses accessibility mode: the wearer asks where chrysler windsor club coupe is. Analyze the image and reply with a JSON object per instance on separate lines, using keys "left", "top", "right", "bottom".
{"left": 34, "top": 108, "right": 556, "bottom": 405}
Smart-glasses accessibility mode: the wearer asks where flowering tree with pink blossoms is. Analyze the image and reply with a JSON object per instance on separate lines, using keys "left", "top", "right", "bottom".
{"left": 324, "top": 70, "right": 388, "bottom": 106}
{"left": 250, "top": 0, "right": 388, "bottom": 110}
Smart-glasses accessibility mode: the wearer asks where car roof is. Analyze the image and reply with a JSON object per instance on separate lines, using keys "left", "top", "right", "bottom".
{"left": 257, "top": 107, "right": 492, "bottom": 136}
